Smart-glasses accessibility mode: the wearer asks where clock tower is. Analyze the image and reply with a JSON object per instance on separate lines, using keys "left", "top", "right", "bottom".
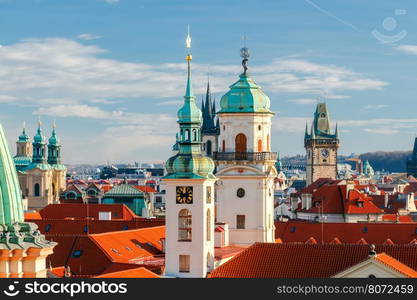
{"left": 305, "top": 103, "right": 339, "bottom": 185}
{"left": 163, "top": 30, "right": 216, "bottom": 278}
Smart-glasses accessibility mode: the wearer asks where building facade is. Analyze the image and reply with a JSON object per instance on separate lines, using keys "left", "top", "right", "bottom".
{"left": 305, "top": 103, "right": 339, "bottom": 185}
{"left": 0, "top": 122, "right": 56, "bottom": 278}
{"left": 213, "top": 47, "right": 277, "bottom": 245}
{"left": 14, "top": 122, "right": 66, "bottom": 210}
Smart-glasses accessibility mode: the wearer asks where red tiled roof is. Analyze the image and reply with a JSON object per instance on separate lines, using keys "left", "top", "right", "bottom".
{"left": 24, "top": 211, "right": 41, "bottom": 220}
{"left": 134, "top": 186, "right": 158, "bottom": 193}
{"left": 95, "top": 267, "right": 159, "bottom": 278}
{"left": 33, "top": 203, "right": 139, "bottom": 220}
{"left": 214, "top": 246, "right": 246, "bottom": 261}
{"left": 382, "top": 214, "right": 414, "bottom": 223}
{"left": 275, "top": 220, "right": 417, "bottom": 244}
{"left": 373, "top": 253, "right": 417, "bottom": 278}
{"left": 210, "top": 243, "right": 417, "bottom": 278}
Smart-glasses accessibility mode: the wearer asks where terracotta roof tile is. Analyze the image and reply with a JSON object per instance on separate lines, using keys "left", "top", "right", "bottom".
{"left": 210, "top": 243, "right": 417, "bottom": 278}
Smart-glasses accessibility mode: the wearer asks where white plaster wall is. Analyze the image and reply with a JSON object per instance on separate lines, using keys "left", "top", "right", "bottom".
{"left": 216, "top": 176, "right": 275, "bottom": 245}
{"left": 217, "top": 113, "right": 272, "bottom": 153}
{"left": 164, "top": 178, "right": 216, "bottom": 278}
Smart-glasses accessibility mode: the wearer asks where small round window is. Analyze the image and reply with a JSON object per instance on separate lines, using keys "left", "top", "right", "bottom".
{"left": 237, "top": 188, "right": 245, "bottom": 198}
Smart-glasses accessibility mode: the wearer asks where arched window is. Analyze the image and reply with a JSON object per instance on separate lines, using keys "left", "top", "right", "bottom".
{"left": 222, "top": 140, "right": 226, "bottom": 152}
{"left": 178, "top": 209, "right": 192, "bottom": 241}
{"left": 235, "top": 133, "right": 247, "bottom": 153}
{"left": 257, "top": 139, "right": 263, "bottom": 152}
{"left": 206, "top": 140, "right": 212, "bottom": 155}
{"left": 206, "top": 209, "right": 211, "bottom": 241}
{"left": 34, "top": 183, "right": 40, "bottom": 197}
{"left": 192, "top": 129, "right": 197, "bottom": 141}
{"left": 67, "top": 191, "right": 77, "bottom": 200}
{"left": 185, "top": 129, "right": 190, "bottom": 141}
{"left": 52, "top": 183, "right": 56, "bottom": 197}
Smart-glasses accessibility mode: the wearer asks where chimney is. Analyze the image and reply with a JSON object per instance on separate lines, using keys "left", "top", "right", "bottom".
{"left": 368, "top": 244, "right": 377, "bottom": 258}
{"left": 384, "top": 193, "right": 389, "bottom": 208}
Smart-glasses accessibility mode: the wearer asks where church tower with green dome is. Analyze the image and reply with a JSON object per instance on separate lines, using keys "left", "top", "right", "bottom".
{"left": 47, "top": 123, "right": 67, "bottom": 202}
{"left": 163, "top": 29, "right": 216, "bottom": 278}
{"left": 14, "top": 120, "right": 67, "bottom": 210}
{"left": 13, "top": 123, "right": 32, "bottom": 172}
{"left": 213, "top": 45, "right": 277, "bottom": 245}
{"left": 0, "top": 122, "right": 56, "bottom": 278}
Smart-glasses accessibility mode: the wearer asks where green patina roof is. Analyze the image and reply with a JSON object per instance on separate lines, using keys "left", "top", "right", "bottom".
{"left": 50, "top": 164, "right": 67, "bottom": 171}
{"left": 219, "top": 73, "right": 272, "bottom": 114}
{"left": 103, "top": 184, "right": 144, "bottom": 198}
{"left": 33, "top": 123, "right": 45, "bottom": 144}
{"left": 305, "top": 103, "right": 338, "bottom": 140}
{"left": 0, "top": 124, "right": 24, "bottom": 225}
{"left": 18, "top": 126, "right": 29, "bottom": 143}
{"left": 164, "top": 52, "right": 215, "bottom": 180}
{"left": 48, "top": 127, "right": 60, "bottom": 146}
{"left": 13, "top": 155, "right": 32, "bottom": 166}
{"left": 25, "top": 163, "right": 52, "bottom": 171}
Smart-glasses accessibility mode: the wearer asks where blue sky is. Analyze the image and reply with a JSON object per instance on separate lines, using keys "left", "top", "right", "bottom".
{"left": 1, "top": 0, "right": 417, "bottom": 164}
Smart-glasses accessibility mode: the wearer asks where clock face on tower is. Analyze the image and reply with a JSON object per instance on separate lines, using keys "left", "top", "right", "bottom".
{"left": 176, "top": 186, "right": 193, "bottom": 204}
{"left": 321, "top": 149, "right": 329, "bottom": 158}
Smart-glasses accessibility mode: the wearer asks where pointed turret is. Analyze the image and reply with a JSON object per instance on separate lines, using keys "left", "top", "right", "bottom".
{"left": 335, "top": 123, "right": 339, "bottom": 139}
{"left": 31, "top": 120, "right": 47, "bottom": 165}
{"left": 48, "top": 122, "right": 64, "bottom": 168}
{"left": 275, "top": 152, "right": 283, "bottom": 173}
{"left": 407, "top": 137, "right": 417, "bottom": 177}
{"left": 18, "top": 122, "right": 29, "bottom": 143}
{"left": 310, "top": 122, "right": 316, "bottom": 139}
{"left": 304, "top": 122, "right": 309, "bottom": 140}
{"left": 201, "top": 80, "right": 217, "bottom": 134}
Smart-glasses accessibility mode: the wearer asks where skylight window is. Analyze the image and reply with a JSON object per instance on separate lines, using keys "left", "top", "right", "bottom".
{"left": 72, "top": 250, "right": 83, "bottom": 258}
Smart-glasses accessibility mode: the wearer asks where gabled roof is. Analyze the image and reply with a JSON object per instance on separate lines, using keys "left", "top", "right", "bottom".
{"left": 104, "top": 184, "right": 144, "bottom": 197}
{"left": 210, "top": 243, "right": 417, "bottom": 278}
{"left": 95, "top": 267, "right": 159, "bottom": 278}
{"left": 275, "top": 220, "right": 417, "bottom": 244}
{"left": 134, "top": 186, "right": 158, "bottom": 193}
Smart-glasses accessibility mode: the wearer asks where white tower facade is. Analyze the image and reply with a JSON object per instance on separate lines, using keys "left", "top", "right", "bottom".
{"left": 214, "top": 49, "right": 277, "bottom": 245}
{"left": 163, "top": 32, "right": 217, "bottom": 278}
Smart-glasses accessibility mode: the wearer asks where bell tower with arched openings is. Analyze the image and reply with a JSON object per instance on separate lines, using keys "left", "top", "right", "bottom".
{"left": 213, "top": 46, "right": 277, "bottom": 245}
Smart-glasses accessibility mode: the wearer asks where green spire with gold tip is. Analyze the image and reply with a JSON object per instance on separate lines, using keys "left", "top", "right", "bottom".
{"left": 18, "top": 122, "right": 29, "bottom": 142}
{"left": 165, "top": 27, "right": 215, "bottom": 179}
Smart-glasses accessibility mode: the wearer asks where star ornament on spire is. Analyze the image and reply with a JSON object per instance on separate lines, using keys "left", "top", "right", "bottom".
{"left": 186, "top": 25, "right": 192, "bottom": 61}
{"left": 240, "top": 34, "right": 250, "bottom": 75}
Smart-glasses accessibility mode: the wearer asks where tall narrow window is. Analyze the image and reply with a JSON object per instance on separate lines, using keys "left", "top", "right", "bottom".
{"left": 222, "top": 140, "right": 226, "bottom": 152}
{"left": 235, "top": 133, "right": 247, "bottom": 153}
{"left": 257, "top": 139, "right": 263, "bottom": 152}
{"left": 178, "top": 209, "right": 192, "bottom": 241}
{"left": 206, "top": 140, "right": 212, "bottom": 155}
{"left": 34, "top": 183, "right": 40, "bottom": 197}
{"left": 192, "top": 129, "right": 197, "bottom": 141}
{"left": 206, "top": 209, "right": 211, "bottom": 241}
{"left": 179, "top": 255, "right": 190, "bottom": 273}
{"left": 185, "top": 129, "right": 190, "bottom": 141}
{"left": 236, "top": 215, "right": 245, "bottom": 229}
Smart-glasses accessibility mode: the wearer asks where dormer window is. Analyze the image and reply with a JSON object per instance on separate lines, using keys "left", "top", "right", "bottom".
{"left": 357, "top": 201, "right": 364, "bottom": 208}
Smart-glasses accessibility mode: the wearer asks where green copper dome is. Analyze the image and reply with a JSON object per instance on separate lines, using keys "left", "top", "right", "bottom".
{"left": 219, "top": 73, "right": 272, "bottom": 114}
{"left": 18, "top": 126, "right": 29, "bottom": 142}
{"left": 48, "top": 127, "right": 60, "bottom": 146}
{"left": 33, "top": 123, "right": 45, "bottom": 144}
{"left": 164, "top": 48, "right": 215, "bottom": 179}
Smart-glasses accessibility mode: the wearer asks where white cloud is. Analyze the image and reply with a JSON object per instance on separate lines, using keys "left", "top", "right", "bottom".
{"left": 363, "top": 128, "right": 398, "bottom": 135}
{"left": 396, "top": 45, "right": 417, "bottom": 55}
{"left": 0, "top": 38, "right": 388, "bottom": 109}
{"left": 103, "top": 0, "right": 119, "bottom": 4}
{"left": 362, "top": 104, "right": 389, "bottom": 110}
{"left": 77, "top": 33, "right": 102, "bottom": 41}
